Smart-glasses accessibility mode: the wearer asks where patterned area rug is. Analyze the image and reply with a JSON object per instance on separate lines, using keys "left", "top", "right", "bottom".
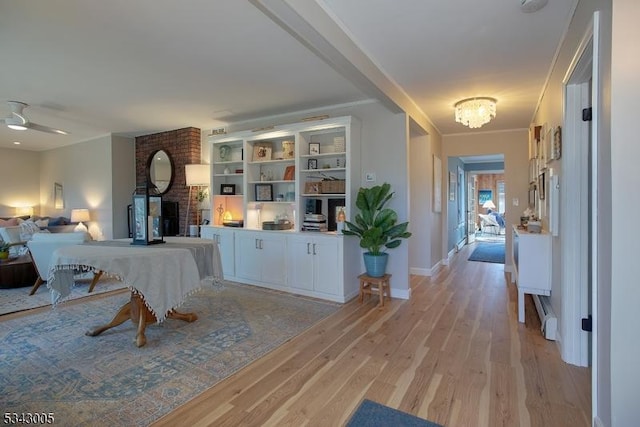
{"left": 0, "top": 281, "right": 340, "bottom": 426}
{"left": 0, "top": 277, "right": 127, "bottom": 316}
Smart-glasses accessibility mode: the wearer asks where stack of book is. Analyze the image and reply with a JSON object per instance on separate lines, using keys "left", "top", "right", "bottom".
{"left": 303, "top": 213, "right": 327, "bottom": 232}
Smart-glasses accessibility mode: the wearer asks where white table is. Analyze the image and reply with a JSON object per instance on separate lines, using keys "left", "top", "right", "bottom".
{"left": 48, "top": 237, "right": 222, "bottom": 346}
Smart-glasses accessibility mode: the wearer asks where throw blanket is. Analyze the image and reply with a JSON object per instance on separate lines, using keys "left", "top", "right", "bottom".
{"left": 47, "top": 237, "right": 222, "bottom": 322}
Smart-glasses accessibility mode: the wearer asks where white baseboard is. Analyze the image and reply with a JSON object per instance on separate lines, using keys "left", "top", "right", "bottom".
{"left": 410, "top": 267, "right": 431, "bottom": 276}
{"left": 504, "top": 264, "right": 513, "bottom": 274}
{"left": 410, "top": 260, "right": 443, "bottom": 277}
{"left": 456, "top": 239, "right": 466, "bottom": 251}
{"left": 593, "top": 416, "right": 605, "bottom": 427}
{"left": 390, "top": 287, "right": 411, "bottom": 300}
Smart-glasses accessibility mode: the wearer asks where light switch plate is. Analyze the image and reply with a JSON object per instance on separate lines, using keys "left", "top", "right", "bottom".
{"left": 512, "top": 198, "right": 519, "bottom": 206}
{"left": 365, "top": 172, "right": 376, "bottom": 182}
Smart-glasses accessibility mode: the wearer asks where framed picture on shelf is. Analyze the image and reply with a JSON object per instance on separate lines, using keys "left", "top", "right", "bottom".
{"left": 252, "top": 142, "right": 272, "bottom": 162}
{"left": 255, "top": 183, "right": 273, "bottom": 201}
{"left": 283, "top": 165, "right": 295, "bottom": 181}
{"left": 308, "top": 158, "right": 318, "bottom": 170}
{"left": 309, "top": 142, "right": 320, "bottom": 155}
{"left": 221, "top": 184, "right": 236, "bottom": 195}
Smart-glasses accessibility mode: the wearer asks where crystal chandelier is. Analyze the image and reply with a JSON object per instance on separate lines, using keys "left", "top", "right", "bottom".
{"left": 454, "top": 97, "right": 497, "bottom": 128}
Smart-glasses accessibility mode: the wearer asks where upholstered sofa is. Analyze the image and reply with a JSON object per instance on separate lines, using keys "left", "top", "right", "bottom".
{"left": 26, "top": 232, "right": 96, "bottom": 295}
{"left": 0, "top": 216, "right": 81, "bottom": 257}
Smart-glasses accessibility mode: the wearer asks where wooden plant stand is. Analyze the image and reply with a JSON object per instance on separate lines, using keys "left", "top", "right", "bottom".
{"left": 358, "top": 273, "right": 392, "bottom": 308}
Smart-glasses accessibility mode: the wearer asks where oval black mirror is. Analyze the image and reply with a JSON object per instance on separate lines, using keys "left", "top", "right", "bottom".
{"left": 147, "top": 150, "right": 174, "bottom": 194}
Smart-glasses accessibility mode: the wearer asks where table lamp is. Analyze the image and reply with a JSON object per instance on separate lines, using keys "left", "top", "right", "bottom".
{"left": 482, "top": 200, "right": 496, "bottom": 212}
{"left": 71, "top": 208, "right": 90, "bottom": 233}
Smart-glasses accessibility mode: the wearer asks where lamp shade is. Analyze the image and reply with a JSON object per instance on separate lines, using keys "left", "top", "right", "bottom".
{"left": 70, "top": 208, "right": 90, "bottom": 223}
{"left": 185, "top": 164, "right": 210, "bottom": 186}
{"left": 482, "top": 200, "right": 496, "bottom": 209}
{"left": 15, "top": 206, "right": 34, "bottom": 217}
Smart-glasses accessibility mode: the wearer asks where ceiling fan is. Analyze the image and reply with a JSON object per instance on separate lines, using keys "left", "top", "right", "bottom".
{"left": 1, "top": 101, "right": 69, "bottom": 135}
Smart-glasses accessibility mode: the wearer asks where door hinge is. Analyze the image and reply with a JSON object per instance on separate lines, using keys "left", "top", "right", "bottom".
{"left": 582, "top": 107, "right": 592, "bottom": 122}
{"left": 581, "top": 315, "right": 593, "bottom": 332}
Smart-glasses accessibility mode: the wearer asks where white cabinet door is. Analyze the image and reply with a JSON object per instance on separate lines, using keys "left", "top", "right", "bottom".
{"left": 312, "top": 236, "right": 339, "bottom": 295}
{"left": 260, "top": 233, "right": 287, "bottom": 286}
{"left": 287, "top": 235, "right": 314, "bottom": 291}
{"left": 217, "top": 228, "right": 235, "bottom": 278}
{"left": 235, "top": 232, "right": 262, "bottom": 282}
{"left": 287, "top": 234, "right": 340, "bottom": 296}
{"left": 236, "top": 231, "right": 286, "bottom": 286}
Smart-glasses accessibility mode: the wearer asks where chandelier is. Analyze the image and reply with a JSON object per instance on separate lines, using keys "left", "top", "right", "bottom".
{"left": 454, "top": 97, "right": 497, "bottom": 128}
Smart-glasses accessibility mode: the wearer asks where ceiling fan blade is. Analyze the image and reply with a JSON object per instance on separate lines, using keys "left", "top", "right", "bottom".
{"left": 25, "top": 122, "right": 70, "bottom": 135}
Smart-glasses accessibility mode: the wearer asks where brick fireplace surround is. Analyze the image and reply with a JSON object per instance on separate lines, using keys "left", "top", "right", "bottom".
{"left": 135, "top": 127, "right": 201, "bottom": 236}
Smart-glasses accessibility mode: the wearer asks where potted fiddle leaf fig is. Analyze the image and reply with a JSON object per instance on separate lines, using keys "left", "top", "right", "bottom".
{"left": 342, "top": 183, "right": 411, "bottom": 277}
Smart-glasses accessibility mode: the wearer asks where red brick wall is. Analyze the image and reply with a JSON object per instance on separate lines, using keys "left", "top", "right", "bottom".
{"left": 135, "top": 127, "right": 201, "bottom": 235}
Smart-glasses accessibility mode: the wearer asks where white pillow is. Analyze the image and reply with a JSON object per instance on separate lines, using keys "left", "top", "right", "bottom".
{"left": 35, "top": 218, "right": 49, "bottom": 228}
{"left": 19, "top": 220, "right": 41, "bottom": 241}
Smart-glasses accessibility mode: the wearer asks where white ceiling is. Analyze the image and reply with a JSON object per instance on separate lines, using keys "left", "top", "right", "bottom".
{"left": 0, "top": 0, "right": 577, "bottom": 151}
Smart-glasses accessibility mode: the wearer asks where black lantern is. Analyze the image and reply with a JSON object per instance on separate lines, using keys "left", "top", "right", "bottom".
{"left": 131, "top": 183, "right": 165, "bottom": 245}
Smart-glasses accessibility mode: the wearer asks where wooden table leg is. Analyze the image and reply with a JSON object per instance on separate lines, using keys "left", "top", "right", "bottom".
{"left": 86, "top": 301, "right": 132, "bottom": 337}
{"left": 87, "top": 270, "right": 104, "bottom": 293}
{"left": 86, "top": 292, "right": 198, "bottom": 347}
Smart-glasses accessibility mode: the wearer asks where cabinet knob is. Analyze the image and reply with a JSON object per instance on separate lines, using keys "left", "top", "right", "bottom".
{"left": 312, "top": 243, "right": 316, "bottom": 255}
{"left": 307, "top": 242, "right": 311, "bottom": 254}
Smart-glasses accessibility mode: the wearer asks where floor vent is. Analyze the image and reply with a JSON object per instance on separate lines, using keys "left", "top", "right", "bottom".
{"left": 532, "top": 294, "right": 557, "bottom": 340}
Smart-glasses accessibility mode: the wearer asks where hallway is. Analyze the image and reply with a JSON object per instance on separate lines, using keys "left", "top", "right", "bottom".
{"left": 155, "top": 244, "right": 590, "bottom": 427}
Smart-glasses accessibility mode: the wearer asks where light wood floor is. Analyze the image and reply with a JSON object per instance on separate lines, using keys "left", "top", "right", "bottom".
{"left": 153, "top": 243, "right": 591, "bottom": 427}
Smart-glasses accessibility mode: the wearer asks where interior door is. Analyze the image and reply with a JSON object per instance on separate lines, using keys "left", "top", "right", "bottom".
{"left": 466, "top": 174, "right": 477, "bottom": 243}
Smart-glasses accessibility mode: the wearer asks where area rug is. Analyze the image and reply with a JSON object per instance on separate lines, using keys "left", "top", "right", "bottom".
{"left": 347, "top": 399, "right": 442, "bottom": 427}
{"left": 0, "top": 281, "right": 340, "bottom": 426}
{"left": 468, "top": 242, "right": 505, "bottom": 264}
{"left": 0, "top": 277, "right": 127, "bottom": 316}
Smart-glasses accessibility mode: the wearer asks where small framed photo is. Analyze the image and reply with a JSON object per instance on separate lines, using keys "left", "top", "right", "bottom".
{"left": 252, "top": 142, "right": 273, "bottom": 162}
{"left": 309, "top": 142, "right": 320, "bottom": 156}
{"left": 221, "top": 184, "right": 236, "bottom": 195}
{"left": 255, "top": 183, "right": 273, "bottom": 201}
{"left": 283, "top": 165, "right": 295, "bottom": 180}
{"left": 308, "top": 158, "right": 318, "bottom": 170}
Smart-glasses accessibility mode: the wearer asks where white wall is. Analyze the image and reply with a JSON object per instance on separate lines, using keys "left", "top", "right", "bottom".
{"left": 409, "top": 129, "right": 431, "bottom": 275}
{"left": 38, "top": 134, "right": 135, "bottom": 240}
{"left": 111, "top": 135, "right": 135, "bottom": 238}
{"left": 0, "top": 148, "right": 40, "bottom": 217}
{"left": 443, "top": 129, "right": 529, "bottom": 269}
{"left": 39, "top": 135, "right": 112, "bottom": 239}
{"left": 611, "top": 1, "right": 638, "bottom": 425}
{"left": 533, "top": 0, "right": 614, "bottom": 423}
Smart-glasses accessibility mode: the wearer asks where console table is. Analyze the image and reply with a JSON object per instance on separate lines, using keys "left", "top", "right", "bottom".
{"left": 48, "top": 237, "right": 222, "bottom": 346}
{"left": 511, "top": 226, "right": 552, "bottom": 323}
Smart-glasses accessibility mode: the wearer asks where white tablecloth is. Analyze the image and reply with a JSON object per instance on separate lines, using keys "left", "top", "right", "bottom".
{"left": 47, "top": 237, "right": 222, "bottom": 322}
